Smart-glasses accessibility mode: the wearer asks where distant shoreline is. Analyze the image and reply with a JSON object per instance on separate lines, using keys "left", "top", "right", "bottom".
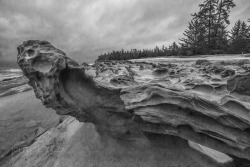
{"left": 130, "top": 53, "right": 250, "bottom": 61}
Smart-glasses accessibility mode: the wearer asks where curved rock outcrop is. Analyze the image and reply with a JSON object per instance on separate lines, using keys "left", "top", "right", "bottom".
{"left": 17, "top": 40, "right": 250, "bottom": 163}
{"left": 227, "top": 72, "right": 250, "bottom": 95}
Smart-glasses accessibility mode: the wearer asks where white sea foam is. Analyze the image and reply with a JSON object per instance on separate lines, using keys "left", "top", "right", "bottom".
{"left": 0, "top": 73, "right": 22, "bottom": 81}
{"left": 4, "top": 68, "right": 22, "bottom": 73}
{"left": 0, "top": 68, "right": 22, "bottom": 81}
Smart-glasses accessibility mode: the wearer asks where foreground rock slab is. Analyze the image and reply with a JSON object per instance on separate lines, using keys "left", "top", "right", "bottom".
{"left": 14, "top": 40, "right": 250, "bottom": 166}
{"left": 3, "top": 117, "right": 234, "bottom": 167}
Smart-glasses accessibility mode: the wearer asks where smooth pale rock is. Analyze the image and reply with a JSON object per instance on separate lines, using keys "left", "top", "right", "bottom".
{"left": 25, "top": 120, "right": 37, "bottom": 128}
{"left": 15, "top": 40, "right": 250, "bottom": 165}
{"left": 188, "top": 141, "right": 233, "bottom": 164}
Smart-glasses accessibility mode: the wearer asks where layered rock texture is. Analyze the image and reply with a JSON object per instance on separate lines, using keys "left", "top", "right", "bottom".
{"left": 13, "top": 40, "right": 250, "bottom": 166}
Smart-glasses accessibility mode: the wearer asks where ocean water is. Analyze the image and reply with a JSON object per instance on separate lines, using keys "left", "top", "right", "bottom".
{"left": 0, "top": 67, "right": 23, "bottom": 81}
{"left": 0, "top": 61, "right": 21, "bottom": 80}
{"left": 0, "top": 62, "right": 31, "bottom": 97}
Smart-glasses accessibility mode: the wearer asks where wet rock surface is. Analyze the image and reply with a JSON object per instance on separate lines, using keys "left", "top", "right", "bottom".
{"left": 9, "top": 40, "right": 250, "bottom": 166}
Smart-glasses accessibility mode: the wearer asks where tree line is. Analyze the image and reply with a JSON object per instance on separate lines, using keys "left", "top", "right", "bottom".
{"left": 98, "top": 0, "right": 250, "bottom": 61}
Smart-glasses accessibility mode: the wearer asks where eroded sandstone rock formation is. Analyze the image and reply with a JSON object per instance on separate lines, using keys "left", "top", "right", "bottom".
{"left": 17, "top": 40, "right": 250, "bottom": 164}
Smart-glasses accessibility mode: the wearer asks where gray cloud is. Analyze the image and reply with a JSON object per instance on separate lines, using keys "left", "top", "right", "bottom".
{"left": 0, "top": 0, "right": 249, "bottom": 63}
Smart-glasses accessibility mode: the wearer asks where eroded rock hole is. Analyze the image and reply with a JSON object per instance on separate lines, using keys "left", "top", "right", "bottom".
{"left": 27, "top": 49, "right": 35, "bottom": 57}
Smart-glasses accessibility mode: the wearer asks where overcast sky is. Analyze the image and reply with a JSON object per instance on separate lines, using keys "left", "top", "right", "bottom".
{"left": 0, "top": 0, "right": 249, "bottom": 62}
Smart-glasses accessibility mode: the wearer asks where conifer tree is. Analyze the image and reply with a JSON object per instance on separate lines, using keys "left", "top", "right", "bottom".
{"left": 215, "top": 23, "right": 229, "bottom": 52}
{"left": 192, "top": 0, "right": 235, "bottom": 51}
{"left": 229, "top": 20, "right": 249, "bottom": 53}
{"left": 192, "top": 0, "right": 218, "bottom": 49}
{"left": 213, "top": 0, "right": 235, "bottom": 51}
{"left": 180, "top": 19, "right": 207, "bottom": 54}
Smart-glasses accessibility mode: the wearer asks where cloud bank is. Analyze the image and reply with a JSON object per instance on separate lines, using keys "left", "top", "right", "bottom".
{"left": 0, "top": 0, "right": 249, "bottom": 62}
